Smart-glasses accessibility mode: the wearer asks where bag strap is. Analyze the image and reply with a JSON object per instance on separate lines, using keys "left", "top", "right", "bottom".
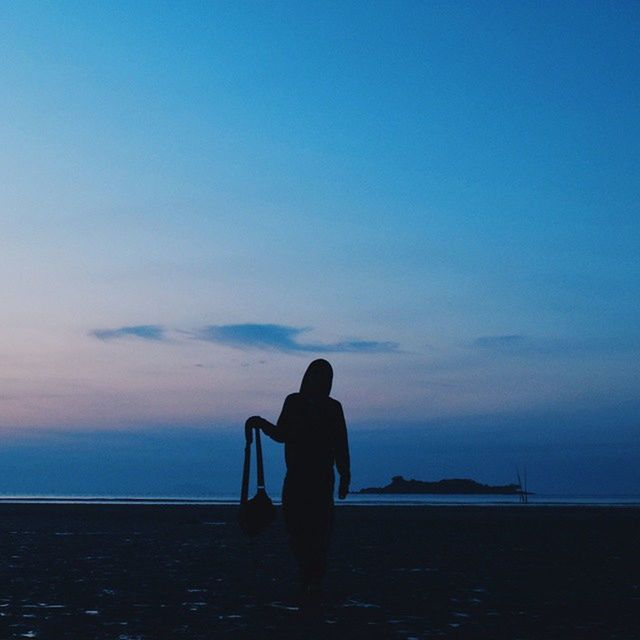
{"left": 240, "top": 426, "right": 266, "bottom": 504}
{"left": 240, "top": 434, "right": 251, "bottom": 505}
{"left": 255, "top": 427, "right": 265, "bottom": 491}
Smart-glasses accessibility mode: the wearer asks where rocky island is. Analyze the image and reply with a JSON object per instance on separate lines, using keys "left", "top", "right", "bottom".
{"left": 360, "top": 475, "right": 526, "bottom": 495}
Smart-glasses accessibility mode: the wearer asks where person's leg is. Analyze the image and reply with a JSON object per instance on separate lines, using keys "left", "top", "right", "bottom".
{"left": 306, "top": 498, "right": 334, "bottom": 599}
{"left": 282, "top": 478, "right": 313, "bottom": 595}
{"left": 283, "top": 477, "right": 335, "bottom": 607}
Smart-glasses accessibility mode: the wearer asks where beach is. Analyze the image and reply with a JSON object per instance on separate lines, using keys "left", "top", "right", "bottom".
{"left": 0, "top": 503, "right": 638, "bottom": 639}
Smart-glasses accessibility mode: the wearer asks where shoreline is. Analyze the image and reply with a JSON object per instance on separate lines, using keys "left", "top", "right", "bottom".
{"left": 1, "top": 495, "right": 638, "bottom": 508}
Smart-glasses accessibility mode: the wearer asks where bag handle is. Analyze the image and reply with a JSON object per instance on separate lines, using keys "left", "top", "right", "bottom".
{"left": 240, "top": 434, "right": 251, "bottom": 505}
{"left": 240, "top": 426, "right": 266, "bottom": 505}
{"left": 255, "top": 427, "right": 265, "bottom": 490}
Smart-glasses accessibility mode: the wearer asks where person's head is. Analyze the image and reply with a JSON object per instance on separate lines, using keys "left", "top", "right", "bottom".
{"left": 299, "top": 359, "right": 333, "bottom": 398}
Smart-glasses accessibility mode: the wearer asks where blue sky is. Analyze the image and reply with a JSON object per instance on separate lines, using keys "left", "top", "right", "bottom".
{"left": 1, "top": 1, "right": 638, "bottom": 493}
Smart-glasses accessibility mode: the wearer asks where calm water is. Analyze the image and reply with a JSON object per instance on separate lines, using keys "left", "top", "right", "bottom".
{"left": 1, "top": 493, "right": 639, "bottom": 507}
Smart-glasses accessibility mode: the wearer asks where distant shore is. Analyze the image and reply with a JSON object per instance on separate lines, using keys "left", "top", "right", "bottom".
{"left": 359, "top": 475, "right": 527, "bottom": 495}
{"left": 0, "top": 503, "right": 638, "bottom": 638}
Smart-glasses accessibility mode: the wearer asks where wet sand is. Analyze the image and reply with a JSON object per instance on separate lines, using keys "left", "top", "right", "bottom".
{"left": 0, "top": 503, "right": 638, "bottom": 639}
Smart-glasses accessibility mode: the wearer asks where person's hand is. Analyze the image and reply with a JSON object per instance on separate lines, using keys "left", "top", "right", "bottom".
{"left": 245, "top": 416, "right": 262, "bottom": 442}
{"left": 338, "top": 477, "right": 349, "bottom": 500}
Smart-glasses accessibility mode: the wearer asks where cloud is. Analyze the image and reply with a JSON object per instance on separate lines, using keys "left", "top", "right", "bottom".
{"left": 195, "top": 324, "right": 305, "bottom": 350}
{"left": 89, "top": 322, "right": 398, "bottom": 353}
{"left": 90, "top": 325, "right": 167, "bottom": 341}
{"left": 194, "top": 323, "right": 399, "bottom": 354}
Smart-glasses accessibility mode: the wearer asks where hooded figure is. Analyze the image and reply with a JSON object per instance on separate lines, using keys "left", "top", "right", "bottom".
{"left": 247, "top": 359, "right": 350, "bottom": 601}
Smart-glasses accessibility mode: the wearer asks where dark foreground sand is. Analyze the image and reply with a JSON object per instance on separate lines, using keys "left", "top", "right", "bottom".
{"left": 0, "top": 503, "right": 638, "bottom": 639}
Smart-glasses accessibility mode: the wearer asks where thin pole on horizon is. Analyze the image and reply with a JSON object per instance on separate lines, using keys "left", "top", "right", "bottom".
{"left": 516, "top": 467, "right": 525, "bottom": 504}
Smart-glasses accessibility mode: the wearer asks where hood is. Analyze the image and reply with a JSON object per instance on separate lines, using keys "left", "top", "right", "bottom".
{"left": 299, "top": 359, "right": 333, "bottom": 398}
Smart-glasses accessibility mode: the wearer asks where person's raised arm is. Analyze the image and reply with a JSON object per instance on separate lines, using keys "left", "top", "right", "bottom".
{"left": 245, "top": 416, "right": 281, "bottom": 442}
{"left": 244, "top": 416, "right": 281, "bottom": 442}
{"left": 335, "top": 402, "right": 351, "bottom": 499}
{"left": 246, "top": 395, "right": 296, "bottom": 444}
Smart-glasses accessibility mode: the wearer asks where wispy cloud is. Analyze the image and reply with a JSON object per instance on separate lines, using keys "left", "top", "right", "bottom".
{"left": 90, "top": 325, "right": 167, "bottom": 341}
{"left": 89, "top": 322, "right": 398, "bottom": 353}
{"left": 470, "top": 334, "right": 581, "bottom": 356}
{"left": 194, "top": 323, "right": 399, "bottom": 353}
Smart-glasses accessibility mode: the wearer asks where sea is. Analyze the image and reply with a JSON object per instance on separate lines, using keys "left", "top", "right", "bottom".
{"left": 0, "top": 493, "right": 639, "bottom": 507}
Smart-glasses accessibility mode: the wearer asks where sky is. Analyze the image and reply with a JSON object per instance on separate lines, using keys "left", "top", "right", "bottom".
{"left": 1, "top": 1, "right": 639, "bottom": 495}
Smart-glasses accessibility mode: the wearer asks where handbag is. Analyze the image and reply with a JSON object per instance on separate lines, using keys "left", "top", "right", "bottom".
{"left": 238, "top": 426, "right": 277, "bottom": 536}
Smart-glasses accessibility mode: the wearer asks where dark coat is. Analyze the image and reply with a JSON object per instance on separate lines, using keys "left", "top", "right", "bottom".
{"left": 273, "top": 392, "right": 350, "bottom": 490}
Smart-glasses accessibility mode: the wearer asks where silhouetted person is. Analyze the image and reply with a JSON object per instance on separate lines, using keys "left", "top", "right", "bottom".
{"left": 246, "top": 359, "right": 350, "bottom": 604}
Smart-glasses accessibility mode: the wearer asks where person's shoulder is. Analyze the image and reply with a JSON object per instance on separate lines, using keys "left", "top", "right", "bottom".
{"left": 284, "top": 392, "right": 302, "bottom": 404}
{"left": 328, "top": 397, "right": 343, "bottom": 410}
